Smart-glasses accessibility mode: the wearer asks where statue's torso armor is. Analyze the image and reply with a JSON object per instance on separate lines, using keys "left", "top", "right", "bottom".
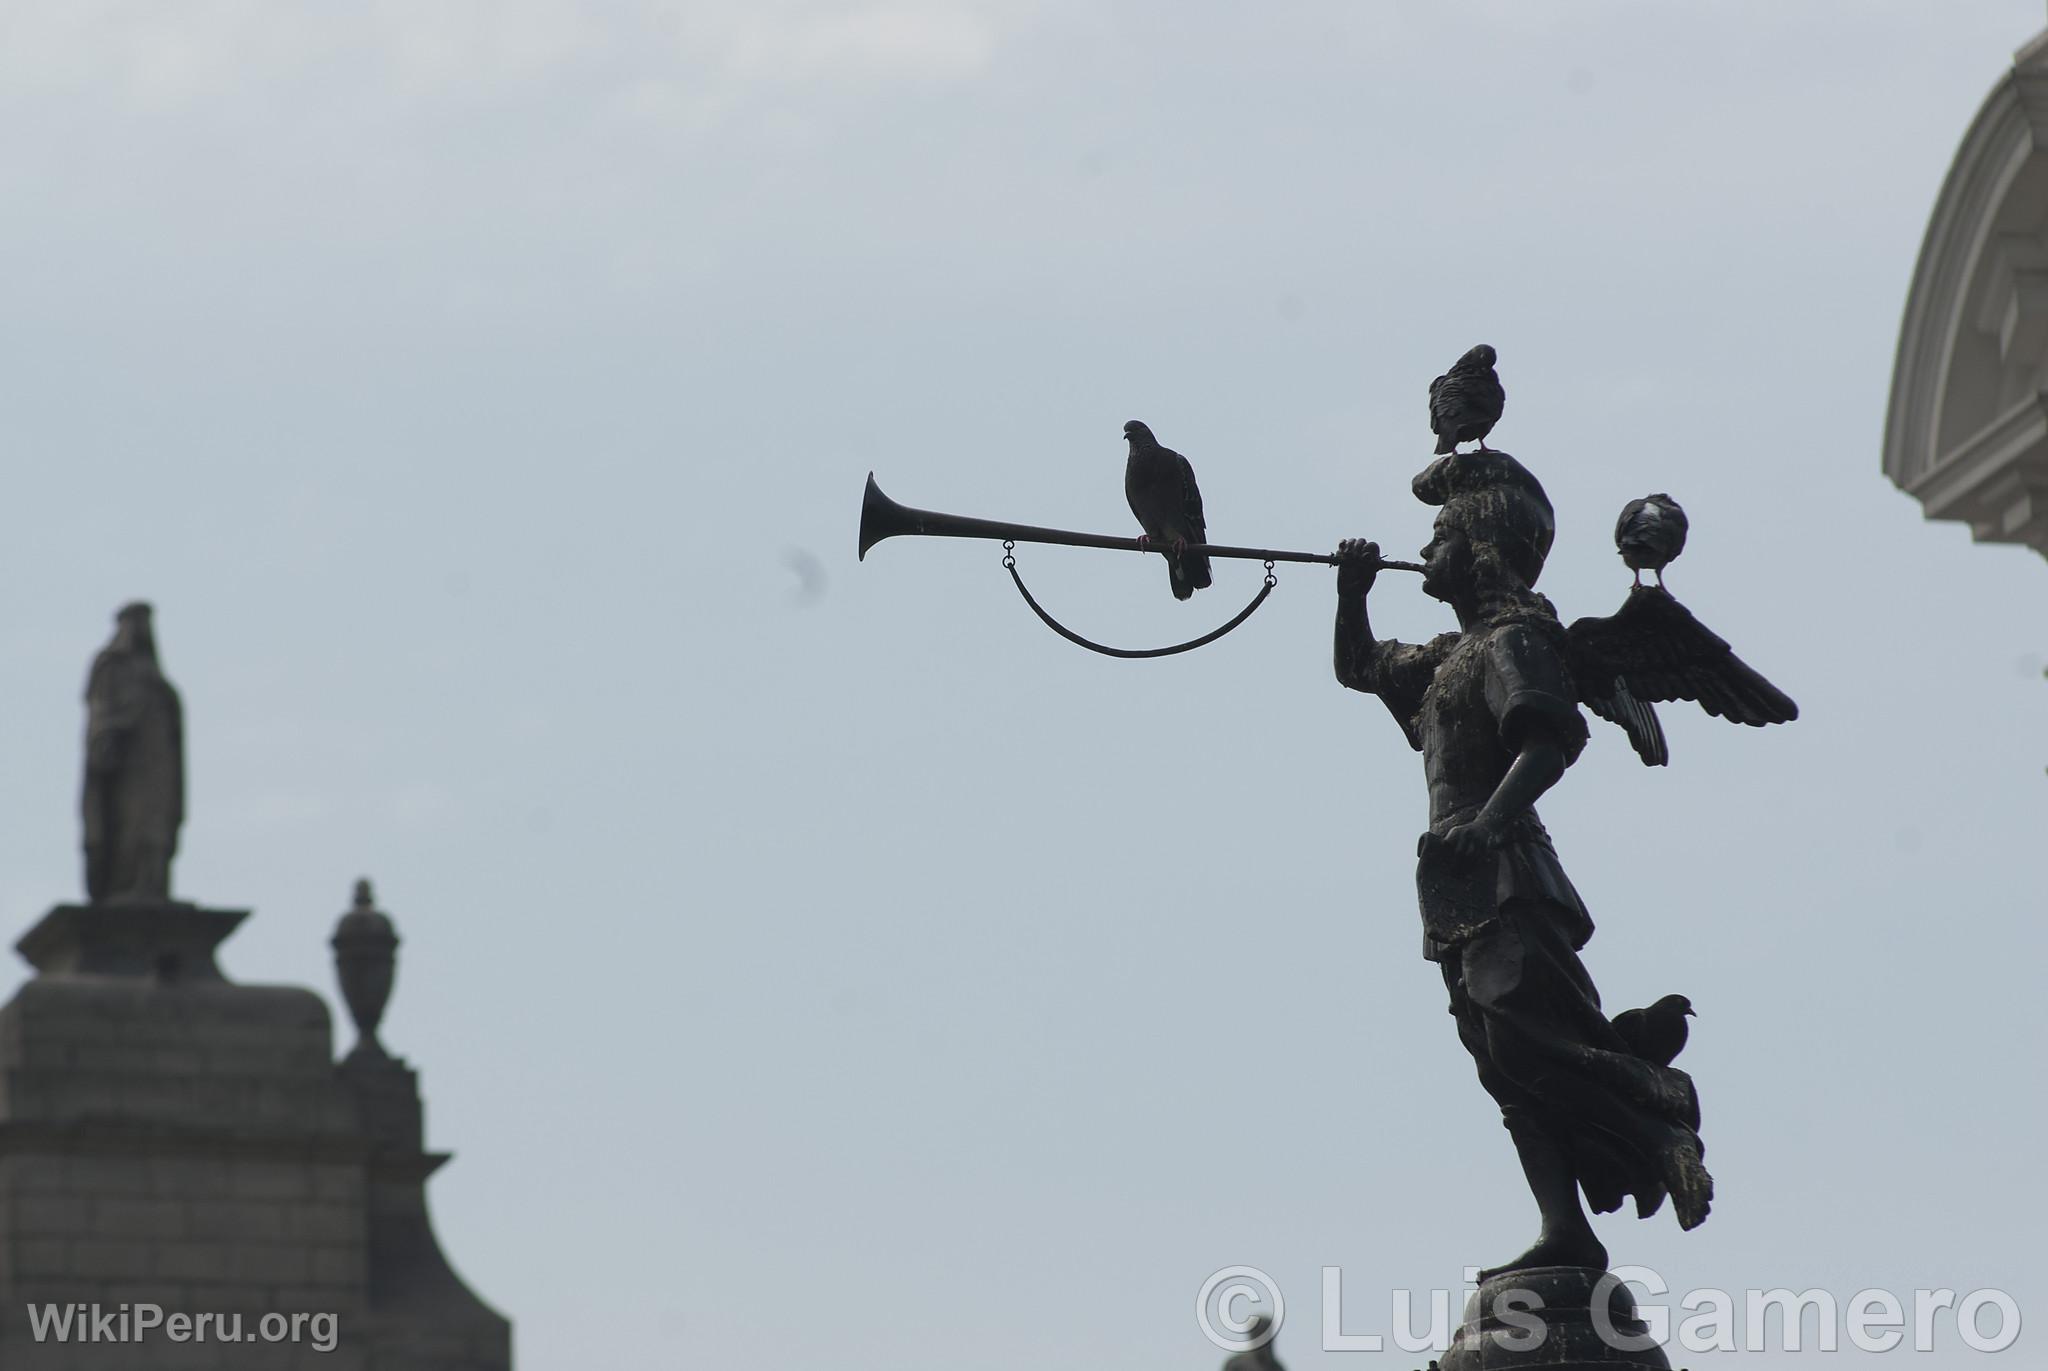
{"left": 1368, "top": 616, "right": 1594, "bottom": 959}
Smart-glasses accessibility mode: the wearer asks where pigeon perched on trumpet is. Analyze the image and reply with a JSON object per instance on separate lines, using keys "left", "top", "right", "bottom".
{"left": 1123, "top": 420, "right": 1212, "bottom": 601}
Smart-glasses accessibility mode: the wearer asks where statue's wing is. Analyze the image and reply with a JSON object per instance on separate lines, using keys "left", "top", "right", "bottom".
{"left": 1584, "top": 666, "right": 1670, "bottom": 767}
{"left": 1567, "top": 588, "right": 1798, "bottom": 768}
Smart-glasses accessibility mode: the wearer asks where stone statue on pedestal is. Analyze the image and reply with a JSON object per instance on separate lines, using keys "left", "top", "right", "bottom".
{"left": 82, "top": 602, "right": 184, "bottom": 903}
{"left": 5, "top": 607, "right": 513, "bottom": 1366}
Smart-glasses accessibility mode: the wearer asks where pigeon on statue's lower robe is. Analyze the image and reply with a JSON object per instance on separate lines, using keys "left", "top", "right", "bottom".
{"left": 1613, "top": 994, "right": 1696, "bottom": 1067}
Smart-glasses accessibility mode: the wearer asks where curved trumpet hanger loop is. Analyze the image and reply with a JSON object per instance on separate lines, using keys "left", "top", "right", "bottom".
{"left": 1000, "top": 542, "right": 1275, "bottom": 660}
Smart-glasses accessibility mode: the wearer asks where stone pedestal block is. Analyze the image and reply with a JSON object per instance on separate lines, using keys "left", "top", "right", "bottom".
{"left": 18, "top": 903, "right": 248, "bottom": 983}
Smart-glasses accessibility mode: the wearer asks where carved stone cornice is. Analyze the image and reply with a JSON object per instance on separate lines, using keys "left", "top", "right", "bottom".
{"left": 1886, "top": 30, "right": 2048, "bottom": 556}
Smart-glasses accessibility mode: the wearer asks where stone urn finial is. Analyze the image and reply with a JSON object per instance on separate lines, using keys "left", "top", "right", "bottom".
{"left": 332, "top": 877, "right": 400, "bottom": 1065}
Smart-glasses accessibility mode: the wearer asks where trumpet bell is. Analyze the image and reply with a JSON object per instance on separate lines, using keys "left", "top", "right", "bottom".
{"left": 858, "top": 472, "right": 903, "bottom": 561}
{"left": 859, "top": 472, "right": 1017, "bottom": 559}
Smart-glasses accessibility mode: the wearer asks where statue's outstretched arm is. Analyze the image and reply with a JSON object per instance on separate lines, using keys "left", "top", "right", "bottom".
{"left": 1332, "top": 538, "right": 1386, "bottom": 692}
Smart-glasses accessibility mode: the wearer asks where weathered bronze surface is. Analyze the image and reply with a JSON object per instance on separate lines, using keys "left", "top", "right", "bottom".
{"left": 1334, "top": 448, "right": 1794, "bottom": 1284}
{"left": 857, "top": 403, "right": 1797, "bottom": 1363}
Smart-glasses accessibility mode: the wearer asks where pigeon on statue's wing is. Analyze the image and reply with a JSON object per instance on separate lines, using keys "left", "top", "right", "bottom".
{"left": 1567, "top": 572, "right": 1798, "bottom": 768}
{"left": 1616, "top": 493, "right": 1689, "bottom": 589}
{"left": 1123, "top": 420, "right": 1213, "bottom": 601}
{"left": 1612, "top": 994, "right": 1695, "bottom": 1067}
{"left": 1428, "top": 344, "right": 1505, "bottom": 455}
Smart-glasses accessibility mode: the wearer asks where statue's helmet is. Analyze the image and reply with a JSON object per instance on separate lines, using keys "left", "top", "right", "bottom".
{"left": 116, "top": 601, "right": 154, "bottom": 624}
{"left": 1412, "top": 451, "right": 1554, "bottom": 587}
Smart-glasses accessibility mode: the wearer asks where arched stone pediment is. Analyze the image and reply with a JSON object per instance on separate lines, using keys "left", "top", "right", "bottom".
{"left": 1886, "top": 31, "right": 2048, "bottom": 556}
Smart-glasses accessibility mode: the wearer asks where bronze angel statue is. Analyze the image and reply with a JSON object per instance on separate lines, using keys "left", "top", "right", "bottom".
{"left": 1331, "top": 449, "right": 1793, "bottom": 1283}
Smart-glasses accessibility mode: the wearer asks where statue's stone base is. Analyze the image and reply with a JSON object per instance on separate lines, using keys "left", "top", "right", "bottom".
{"left": 0, "top": 901, "right": 509, "bottom": 1370}
{"left": 16, "top": 901, "right": 248, "bottom": 981}
{"left": 1437, "top": 1267, "right": 1670, "bottom": 1370}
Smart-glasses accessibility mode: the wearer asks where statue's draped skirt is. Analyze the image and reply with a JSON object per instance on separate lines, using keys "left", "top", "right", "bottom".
{"left": 1370, "top": 617, "right": 1708, "bottom": 1219}
{"left": 1440, "top": 897, "right": 1704, "bottom": 1221}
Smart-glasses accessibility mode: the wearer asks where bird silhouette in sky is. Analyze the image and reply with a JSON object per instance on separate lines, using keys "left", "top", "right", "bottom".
{"left": 1613, "top": 994, "right": 1696, "bottom": 1067}
{"left": 1429, "top": 344, "right": 1505, "bottom": 454}
{"left": 1123, "top": 420, "right": 1212, "bottom": 601}
{"left": 1616, "top": 493, "right": 1689, "bottom": 589}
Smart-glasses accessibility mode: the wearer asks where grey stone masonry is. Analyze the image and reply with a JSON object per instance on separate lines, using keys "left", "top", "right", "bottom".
{"left": 0, "top": 900, "right": 510, "bottom": 1370}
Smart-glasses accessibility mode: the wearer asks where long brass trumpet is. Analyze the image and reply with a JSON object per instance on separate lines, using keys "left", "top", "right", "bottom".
{"left": 857, "top": 473, "right": 1425, "bottom": 572}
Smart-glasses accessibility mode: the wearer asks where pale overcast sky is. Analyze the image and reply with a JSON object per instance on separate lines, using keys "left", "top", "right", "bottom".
{"left": 3, "top": 2, "right": 2046, "bottom": 1367}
